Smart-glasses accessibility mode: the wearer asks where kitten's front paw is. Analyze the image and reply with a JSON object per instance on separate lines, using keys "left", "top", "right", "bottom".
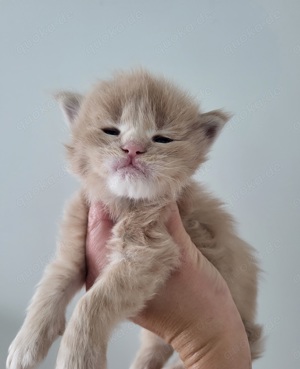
{"left": 7, "top": 330, "right": 47, "bottom": 369}
{"left": 56, "top": 318, "right": 106, "bottom": 369}
{"left": 56, "top": 347, "right": 104, "bottom": 369}
{"left": 7, "top": 317, "right": 65, "bottom": 369}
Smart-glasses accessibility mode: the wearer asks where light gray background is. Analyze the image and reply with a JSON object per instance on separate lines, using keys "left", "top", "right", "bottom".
{"left": 1, "top": 0, "right": 299, "bottom": 368}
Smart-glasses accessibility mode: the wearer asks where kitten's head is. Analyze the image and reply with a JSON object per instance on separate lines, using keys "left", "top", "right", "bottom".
{"left": 56, "top": 69, "right": 230, "bottom": 201}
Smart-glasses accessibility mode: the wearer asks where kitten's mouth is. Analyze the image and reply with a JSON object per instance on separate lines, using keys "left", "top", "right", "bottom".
{"left": 112, "top": 158, "right": 149, "bottom": 178}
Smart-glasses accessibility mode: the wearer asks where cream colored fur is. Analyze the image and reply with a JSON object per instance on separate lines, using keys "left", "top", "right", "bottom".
{"left": 7, "top": 69, "right": 263, "bottom": 369}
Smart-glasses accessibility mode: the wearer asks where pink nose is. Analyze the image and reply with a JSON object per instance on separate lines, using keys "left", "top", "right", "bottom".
{"left": 121, "top": 142, "right": 146, "bottom": 157}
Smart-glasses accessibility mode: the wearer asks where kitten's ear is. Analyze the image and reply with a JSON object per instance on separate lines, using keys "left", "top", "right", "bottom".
{"left": 200, "top": 109, "right": 231, "bottom": 144}
{"left": 55, "top": 91, "right": 84, "bottom": 128}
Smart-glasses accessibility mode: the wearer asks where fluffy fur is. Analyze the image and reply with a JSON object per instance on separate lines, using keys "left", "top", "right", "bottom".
{"left": 7, "top": 69, "right": 263, "bottom": 369}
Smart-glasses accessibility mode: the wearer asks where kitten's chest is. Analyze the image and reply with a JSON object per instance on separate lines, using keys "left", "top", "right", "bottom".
{"left": 110, "top": 205, "right": 166, "bottom": 248}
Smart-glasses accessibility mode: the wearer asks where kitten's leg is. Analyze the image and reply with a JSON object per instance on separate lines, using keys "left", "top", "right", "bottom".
{"left": 244, "top": 321, "right": 264, "bottom": 360}
{"left": 55, "top": 219, "right": 180, "bottom": 369}
{"left": 7, "top": 192, "right": 88, "bottom": 369}
{"left": 130, "top": 330, "right": 174, "bottom": 369}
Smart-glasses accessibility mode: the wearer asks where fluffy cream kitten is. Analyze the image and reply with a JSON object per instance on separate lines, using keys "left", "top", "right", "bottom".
{"left": 7, "top": 69, "right": 263, "bottom": 369}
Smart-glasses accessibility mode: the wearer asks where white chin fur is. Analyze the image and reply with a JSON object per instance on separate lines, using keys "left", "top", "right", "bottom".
{"left": 108, "top": 173, "right": 160, "bottom": 200}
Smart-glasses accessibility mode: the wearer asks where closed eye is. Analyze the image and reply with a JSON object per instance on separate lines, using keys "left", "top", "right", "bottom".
{"left": 102, "top": 128, "right": 120, "bottom": 136}
{"left": 152, "top": 135, "right": 174, "bottom": 143}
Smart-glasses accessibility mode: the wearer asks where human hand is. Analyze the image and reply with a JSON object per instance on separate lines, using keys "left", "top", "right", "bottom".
{"left": 86, "top": 203, "right": 251, "bottom": 369}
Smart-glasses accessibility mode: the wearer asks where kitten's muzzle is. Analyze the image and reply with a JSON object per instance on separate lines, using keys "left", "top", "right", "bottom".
{"left": 113, "top": 156, "right": 150, "bottom": 177}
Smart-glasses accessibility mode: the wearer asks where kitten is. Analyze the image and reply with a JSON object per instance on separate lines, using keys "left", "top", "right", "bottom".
{"left": 7, "top": 69, "right": 263, "bottom": 369}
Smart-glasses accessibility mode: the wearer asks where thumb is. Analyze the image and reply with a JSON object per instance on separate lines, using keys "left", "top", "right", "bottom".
{"left": 166, "top": 203, "right": 205, "bottom": 265}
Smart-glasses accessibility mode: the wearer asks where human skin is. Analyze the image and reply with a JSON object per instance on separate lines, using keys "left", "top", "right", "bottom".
{"left": 86, "top": 203, "right": 252, "bottom": 369}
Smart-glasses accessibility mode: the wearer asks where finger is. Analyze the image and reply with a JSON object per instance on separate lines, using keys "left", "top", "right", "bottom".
{"left": 166, "top": 203, "right": 205, "bottom": 266}
{"left": 87, "top": 202, "right": 114, "bottom": 252}
{"left": 88, "top": 202, "right": 113, "bottom": 232}
{"left": 166, "top": 203, "right": 191, "bottom": 247}
{"left": 86, "top": 204, "right": 114, "bottom": 290}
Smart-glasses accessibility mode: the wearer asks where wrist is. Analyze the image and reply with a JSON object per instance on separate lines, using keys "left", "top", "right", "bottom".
{"left": 172, "top": 324, "right": 251, "bottom": 369}
{"left": 167, "top": 297, "right": 252, "bottom": 369}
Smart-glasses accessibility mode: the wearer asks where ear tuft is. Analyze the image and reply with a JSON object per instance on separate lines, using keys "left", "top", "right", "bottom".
{"left": 54, "top": 91, "right": 83, "bottom": 127}
{"left": 201, "top": 109, "right": 232, "bottom": 142}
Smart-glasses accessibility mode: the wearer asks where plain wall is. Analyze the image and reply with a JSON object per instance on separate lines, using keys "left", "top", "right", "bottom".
{"left": 1, "top": 0, "right": 300, "bottom": 368}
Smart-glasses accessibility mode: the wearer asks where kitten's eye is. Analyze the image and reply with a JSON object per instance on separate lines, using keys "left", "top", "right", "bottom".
{"left": 152, "top": 135, "right": 174, "bottom": 143}
{"left": 102, "top": 128, "right": 120, "bottom": 136}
